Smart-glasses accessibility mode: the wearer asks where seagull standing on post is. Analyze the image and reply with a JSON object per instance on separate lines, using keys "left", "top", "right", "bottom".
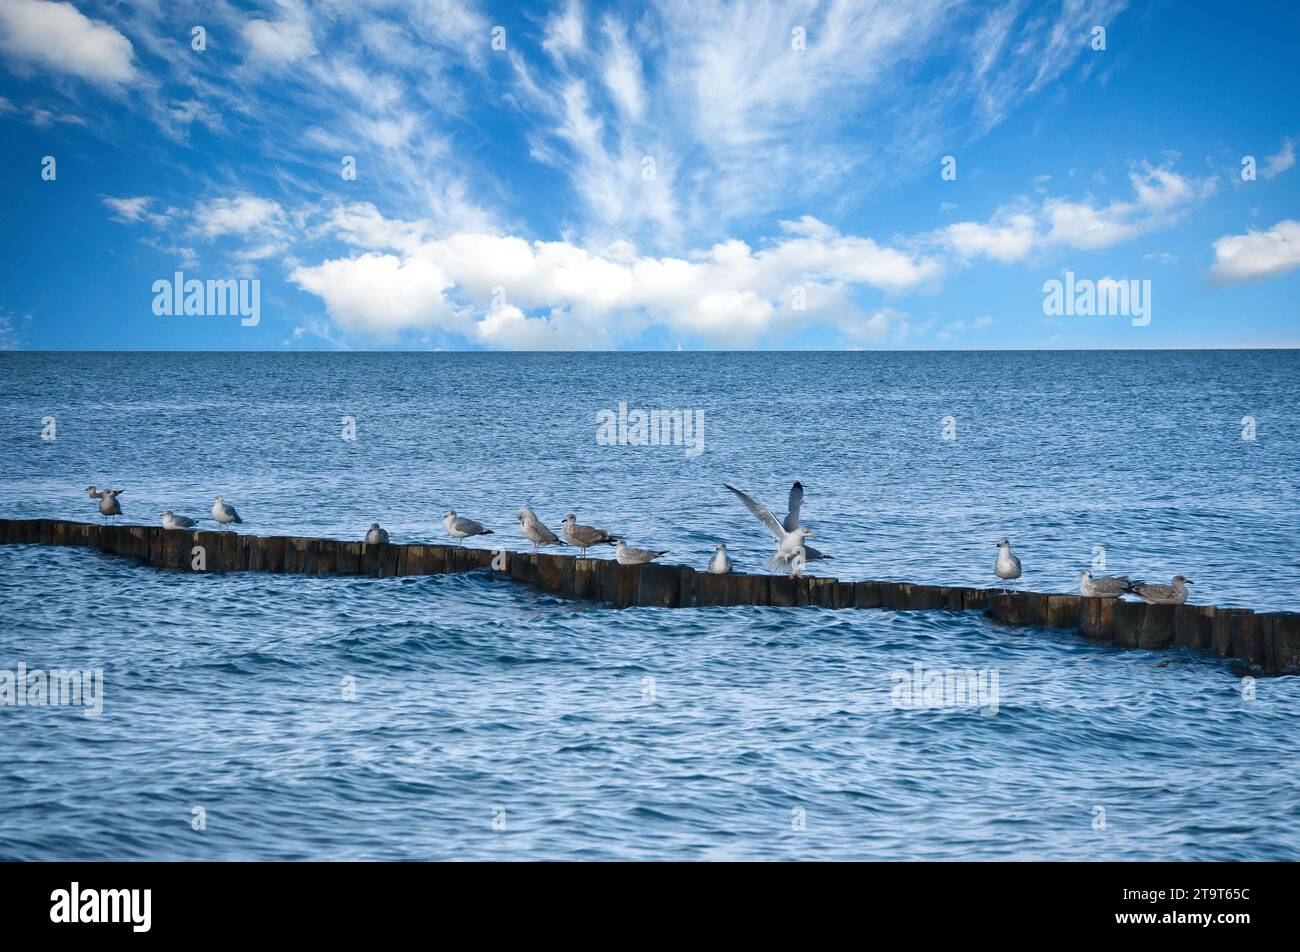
{"left": 994, "top": 539, "right": 1022, "bottom": 592}
{"left": 212, "top": 495, "right": 243, "bottom": 530}
{"left": 97, "top": 489, "right": 123, "bottom": 522}
{"left": 1130, "top": 576, "right": 1193, "bottom": 605}
{"left": 517, "top": 508, "right": 564, "bottom": 554}
{"left": 443, "top": 510, "right": 493, "bottom": 545}
{"left": 1080, "top": 570, "right": 1133, "bottom": 598}
{"left": 560, "top": 515, "right": 619, "bottom": 557}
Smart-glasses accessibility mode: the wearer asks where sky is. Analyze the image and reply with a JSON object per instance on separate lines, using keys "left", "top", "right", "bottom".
{"left": 0, "top": 0, "right": 1297, "bottom": 351}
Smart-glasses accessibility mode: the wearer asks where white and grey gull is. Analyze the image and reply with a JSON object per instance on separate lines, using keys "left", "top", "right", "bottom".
{"left": 725, "top": 482, "right": 831, "bottom": 562}
{"left": 707, "top": 543, "right": 733, "bottom": 575}
{"left": 517, "top": 508, "right": 565, "bottom": 554}
{"left": 560, "top": 514, "right": 620, "bottom": 557}
{"left": 614, "top": 540, "right": 668, "bottom": 565}
{"left": 443, "top": 510, "right": 493, "bottom": 545}
{"left": 365, "top": 523, "right": 390, "bottom": 544}
{"left": 95, "top": 489, "right": 123, "bottom": 522}
{"left": 211, "top": 495, "right": 243, "bottom": 530}
{"left": 1080, "top": 570, "right": 1133, "bottom": 598}
{"left": 161, "top": 510, "right": 198, "bottom": 530}
{"left": 995, "top": 539, "right": 1022, "bottom": 591}
{"left": 1130, "top": 575, "right": 1193, "bottom": 605}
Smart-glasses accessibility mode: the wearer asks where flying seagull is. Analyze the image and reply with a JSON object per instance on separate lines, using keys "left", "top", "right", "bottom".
{"left": 560, "top": 514, "right": 619, "bottom": 557}
{"left": 725, "top": 482, "right": 831, "bottom": 562}
{"left": 1130, "top": 576, "right": 1193, "bottom": 605}
{"left": 443, "top": 510, "right": 494, "bottom": 544}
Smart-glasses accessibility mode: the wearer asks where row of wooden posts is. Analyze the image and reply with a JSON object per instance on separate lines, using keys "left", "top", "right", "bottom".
{"left": 3, "top": 518, "right": 1297, "bottom": 675}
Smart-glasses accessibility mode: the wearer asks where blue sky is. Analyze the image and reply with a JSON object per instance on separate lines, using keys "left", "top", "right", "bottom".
{"left": 0, "top": 0, "right": 1297, "bottom": 350}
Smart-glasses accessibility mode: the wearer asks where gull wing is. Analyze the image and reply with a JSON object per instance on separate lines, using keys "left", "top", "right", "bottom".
{"left": 783, "top": 481, "right": 803, "bottom": 533}
{"left": 454, "top": 517, "right": 487, "bottom": 535}
{"left": 725, "top": 484, "right": 785, "bottom": 542}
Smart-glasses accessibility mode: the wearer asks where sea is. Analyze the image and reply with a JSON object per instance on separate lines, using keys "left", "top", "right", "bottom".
{"left": 0, "top": 350, "right": 1297, "bottom": 860}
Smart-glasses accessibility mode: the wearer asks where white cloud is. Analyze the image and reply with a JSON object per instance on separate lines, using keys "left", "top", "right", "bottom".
{"left": 844, "top": 308, "right": 911, "bottom": 346}
{"left": 940, "top": 165, "right": 1213, "bottom": 262}
{"left": 541, "top": 0, "right": 585, "bottom": 61}
{"left": 195, "top": 196, "right": 285, "bottom": 239}
{"left": 243, "top": 11, "right": 315, "bottom": 67}
{"left": 600, "top": 15, "right": 644, "bottom": 120}
{"left": 943, "top": 213, "right": 1036, "bottom": 263}
{"left": 1209, "top": 219, "right": 1300, "bottom": 284}
{"left": 1262, "top": 137, "right": 1295, "bottom": 180}
{"left": 287, "top": 206, "right": 940, "bottom": 346}
{"left": 103, "top": 195, "right": 150, "bottom": 222}
{"left": 0, "top": 0, "right": 136, "bottom": 89}
{"left": 289, "top": 252, "right": 458, "bottom": 337}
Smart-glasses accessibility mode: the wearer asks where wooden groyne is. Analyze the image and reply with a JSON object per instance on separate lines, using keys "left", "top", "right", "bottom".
{"left": 3, "top": 518, "right": 1298, "bottom": 675}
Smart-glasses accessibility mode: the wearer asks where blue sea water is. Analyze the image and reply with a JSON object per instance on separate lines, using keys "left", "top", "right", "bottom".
{"left": 0, "top": 350, "right": 1297, "bottom": 860}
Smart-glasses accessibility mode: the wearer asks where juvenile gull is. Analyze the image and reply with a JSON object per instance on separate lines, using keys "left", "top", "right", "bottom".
{"left": 560, "top": 514, "right": 619, "bottom": 557}
{"left": 615, "top": 540, "right": 668, "bottom": 565}
{"left": 443, "top": 510, "right": 493, "bottom": 545}
{"left": 725, "top": 483, "right": 831, "bottom": 561}
{"left": 211, "top": 495, "right": 243, "bottom": 530}
{"left": 767, "top": 527, "right": 816, "bottom": 577}
{"left": 517, "top": 508, "right": 564, "bottom": 554}
{"left": 365, "top": 523, "right": 390, "bottom": 544}
{"left": 161, "top": 511, "right": 198, "bottom": 530}
{"left": 994, "top": 539, "right": 1022, "bottom": 591}
{"left": 97, "top": 490, "right": 123, "bottom": 522}
{"left": 707, "top": 543, "right": 733, "bottom": 575}
{"left": 1080, "top": 570, "right": 1133, "bottom": 598}
{"left": 1130, "top": 575, "right": 1193, "bottom": 605}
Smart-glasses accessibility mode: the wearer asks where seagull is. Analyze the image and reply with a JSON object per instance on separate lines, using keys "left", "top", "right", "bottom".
{"left": 768, "top": 527, "right": 816, "bottom": 577}
{"left": 1080, "top": 570, "right": 1133, "bottom": 598}
{"left": 86, "top": 485, "right": 105, "bottom": 499}
{"left": 161, "top": 511, "right": 198, "bottom": 530}
{"left": 560, "top": 514, "right": 619, "bottom": 557}
{"left": 517, "top": 508, "right": 564, "bottom": 554}
{"left": 707, "top": 543, "right": 733, "bottom": 575}
{"left": 97, "top": 489, "right": 123, "bottom": 522}
{"left": 995, "top": 539, "right": 1022, "bottom": 591}
{"left": 443, "top": 510, "right": 493, "bottom": 545}
{"left": 615, "top": 540, "right": 668, "bottom": 565}
{"left": 1130, "top": 575, "right": 1193, "bottom": 605}
{"left": 212, "top": 495, "right": 243, "bottom": 530}
{"left": 365, "top": 523, "right": 389, "bottom": 544}
{"left": 725, "top": 482, "right": 831, "bottom": 561}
